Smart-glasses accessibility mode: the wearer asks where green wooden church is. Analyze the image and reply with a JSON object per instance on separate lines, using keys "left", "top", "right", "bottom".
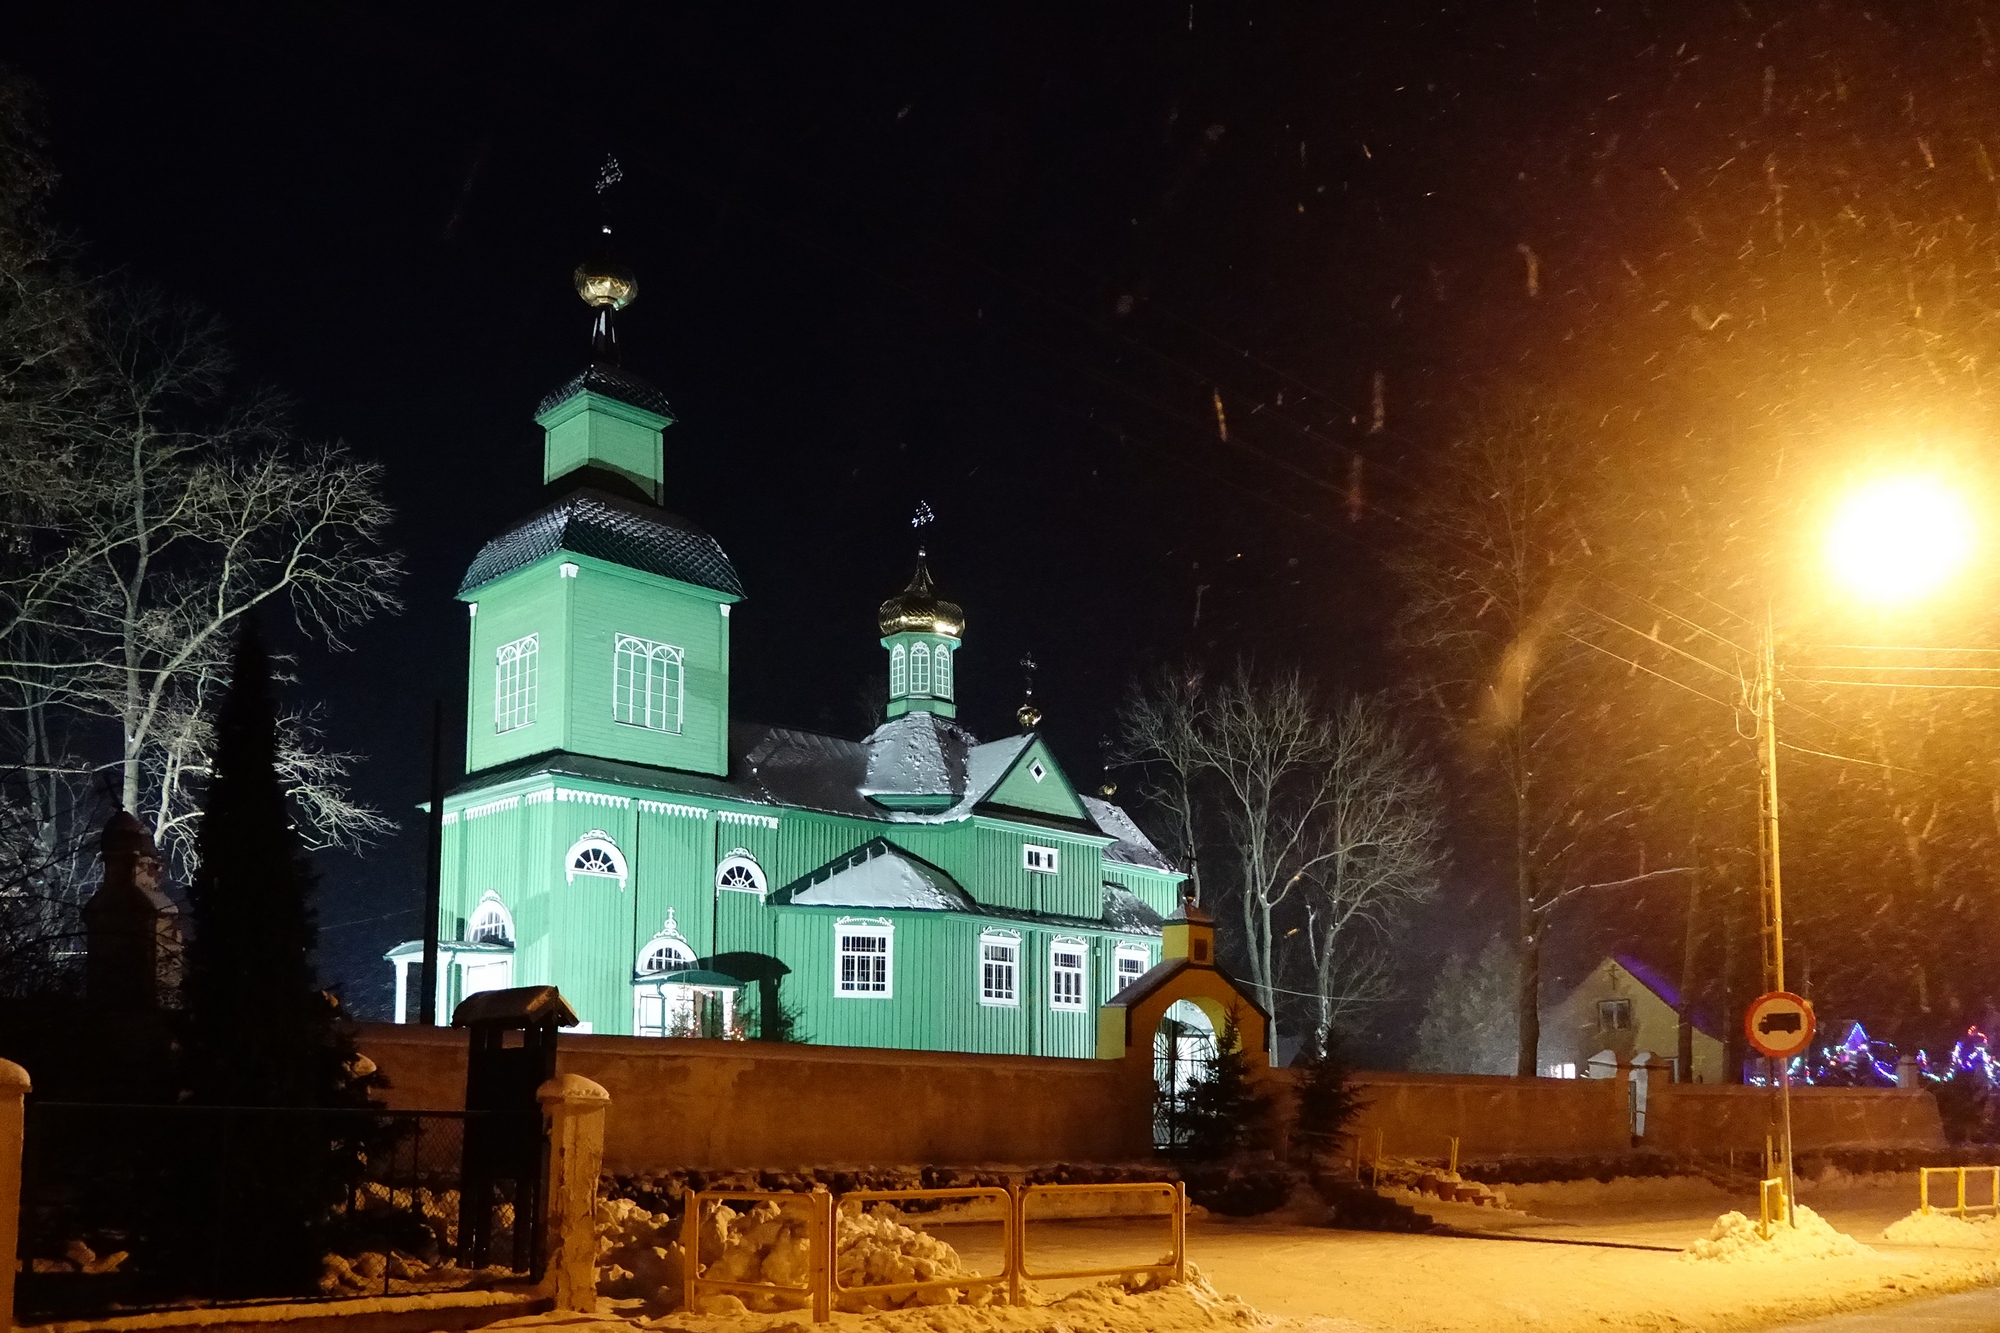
{"left": 386, "top": 254, "right": 1185, "bottom": 1056}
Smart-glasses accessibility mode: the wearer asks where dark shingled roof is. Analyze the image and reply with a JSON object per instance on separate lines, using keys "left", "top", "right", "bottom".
{"left": 458, "top": 487, "right": 744, "bottom": 598}
{"left": 535, "top": 363, "right": 676, "bottom": 421}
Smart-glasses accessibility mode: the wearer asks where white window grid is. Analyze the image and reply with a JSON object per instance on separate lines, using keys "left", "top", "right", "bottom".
{"left": 467, "top": 894, "right": 514, "bottom": 946}
{"left": 494, "top": 634, "right": 539, "bottom": 732}
{"left": 1114, "top": 945, "right": 1149, "bottom": 990}
{"left": 638, "top": 938, "right": 694, "bottom": 973}
{"left": 565, "top": 831, "right": 628, "bottom": 886}
{"left": 890, "top": 644, "right": 907, "bottom": 696}
{"left": 1050, "top": 941, "right": 1087, "bottom": 1010}
{"left": 614, "top": 634, "right": 685, "bottom": 733}
{"left": 910, "top": 642, "right": 932, "bottom": 693}
{"left": 836, "top": 925, "right": 893, "bottom": 998}
{"left": 933, "top": 644, "right": 952, "bottom": 698}
{"left": 1023, "top": 844, "right": 1059, "bottom": 874}
{"left": 979, "top": 932, "right": 1020, "bottom": 1006}
{"left": 715, "top": 853, "right": 767, "bottom": 894}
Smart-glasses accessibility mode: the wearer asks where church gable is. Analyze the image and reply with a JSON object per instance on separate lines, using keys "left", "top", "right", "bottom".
{"left": 981, "top": 737, "right": 1088, "bottom": 820}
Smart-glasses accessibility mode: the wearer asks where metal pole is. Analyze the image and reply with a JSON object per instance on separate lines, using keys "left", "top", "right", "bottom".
{"left": 1758, "top": 610, "right": 1798, "bottom": 1225}
{"left": 418, "top": 699, "right": 446, "bottom": 1025}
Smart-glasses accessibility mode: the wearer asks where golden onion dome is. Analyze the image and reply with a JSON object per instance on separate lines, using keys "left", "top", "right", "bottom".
{"left": 878, "top": 551, "right": 964, "bottom": 638}
{"left": 574, "top": 228, "right": 638, "bottom": 310}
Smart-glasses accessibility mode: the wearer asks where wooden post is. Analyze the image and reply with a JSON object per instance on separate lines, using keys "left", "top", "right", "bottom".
{"left": 536, "top": 1074, "right": 609, "bottom": 1312}
{"left": 811, "top": 1187, "right": 832, "bottom": 1322}
{"left": 0, "top": 1060, "right": 28, "bottom": 1333}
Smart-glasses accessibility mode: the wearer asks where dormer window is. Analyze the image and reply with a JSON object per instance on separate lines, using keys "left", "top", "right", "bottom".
{"left": 1023, "top": 844, "right": 1059, "bottom": 874}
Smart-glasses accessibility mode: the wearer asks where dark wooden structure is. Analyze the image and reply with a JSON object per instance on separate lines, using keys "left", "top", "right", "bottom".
{"left": 453, "top": 985, "right": 576, "bottom": 1272}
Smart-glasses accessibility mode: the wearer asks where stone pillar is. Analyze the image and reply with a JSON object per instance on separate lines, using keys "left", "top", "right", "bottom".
{"left": 537, "top": 1073, "right": 609, "bottom": 1312}
{"left": 0, "top": 1059, "right": 31, "bottom": 1333}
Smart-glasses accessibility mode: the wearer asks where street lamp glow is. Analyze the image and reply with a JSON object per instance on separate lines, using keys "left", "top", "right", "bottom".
{"left": 1825, "top": 475, "right": 1976, "bottom": 603}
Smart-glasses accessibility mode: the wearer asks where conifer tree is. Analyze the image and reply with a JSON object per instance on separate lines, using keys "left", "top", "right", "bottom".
{"left": 1289, "top": 1034, "right": 1366, "bottom": 1167}
{"left": 1175, "top": 1012, "right": 1272, "bottom": 1161}
{"left": 180, "top": 619, "right": 361, "bottom": 1107}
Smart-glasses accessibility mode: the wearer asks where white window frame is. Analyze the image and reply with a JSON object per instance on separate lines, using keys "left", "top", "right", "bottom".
{"left": 714, "top": 850, "right": 767, "bottom": 895}
{"left": 636, "top": 916, "right": 695, "bottom": 974}
{"left": 1023, "top": 844, "right": 1059, "bottom": 874}
{"left": 978, "top": 930, "right": 1021, "bottom": 1007}
{"left": 835, "top": 919, "right": 894, "bottom": 999}
{"left": 1113, "top": 944, "right": 1150, "bottom": 993}
{"left": 613, "top": 634, "right": 685, "bottom": 733}
{"left": 910, "top": 641, "right": 931, "bottom": 693}
{"left": 494, "top": 634, "right": 539, "bottom": 732}
{"left": 467, "top": 892, "right": 514, "bottom": 946}
{"left": 889, "top": 644, "right": 907, "bottom": 696}
{"left": 565, "top": 830, "right": 629, "bottom": 887}
{"left": 933, "top": 644, "right": 952, "bottom": 698}
{"left": 1049, "top": 938, "right": 1087, "bottom": 1011}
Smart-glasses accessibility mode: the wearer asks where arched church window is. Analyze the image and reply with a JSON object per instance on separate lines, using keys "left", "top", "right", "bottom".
{"left": 715, "top": 851, "right": 766, "bottom": 895}
{"left": 910, "top": 642, "right": 931, "bottom": 694}
{"left": 565, "top": 831, "right": 628, "bottom": 887}
{"left": 495, "top": 634, "right": 539, "bottom": 733}
{"left": 467, "top": 892, "right": 514, "bottom": 946}
{"left": 933, "top": 644, "right": 952, "bottom": 699}
{"left": 613, "top": 634, "right": 685, "bottom": 733}
{"left": 637, "top": 911, "right": 695, "bottom": 973}
{"left": 890, "top": 645, "right": 907, "bottom": 696}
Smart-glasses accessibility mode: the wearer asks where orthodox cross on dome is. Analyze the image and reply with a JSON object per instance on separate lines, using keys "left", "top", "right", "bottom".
{"left": 1017, "top": 651, "right": 1041, "bottom": 731}
{"left": 575, "top": 155, "right": 637, "bottom": 365}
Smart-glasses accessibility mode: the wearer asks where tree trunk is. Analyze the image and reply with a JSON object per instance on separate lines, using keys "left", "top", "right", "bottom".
{"left": 1516, "top": 926, "right": 1541, "bottom": 1078}
{"left": 1514, "top": 738, "right": 1540, "bottom": 1078}
{"left": 1677, "top": 838, "right": 1701, "bottom": 1082}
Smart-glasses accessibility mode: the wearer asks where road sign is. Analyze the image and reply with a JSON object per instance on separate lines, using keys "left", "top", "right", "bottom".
{"left": 1746, "top": 991, "right": 1816, "bottom": 1060}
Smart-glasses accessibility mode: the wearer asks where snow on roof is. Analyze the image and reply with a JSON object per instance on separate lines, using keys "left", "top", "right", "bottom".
{"left": 1101, "top": 884, "right": 1165, "bottom": 935}
{"left": 1082, "top": 796, "right": 1175, "bottom": 871}
{"left": 459, "top": 487, "right": 743, "bottom": 599}
{"left": 859, "top": 711, "right": 975, "bottom": 800}
{"left": 775, "top": 838, "right": 974, "bottom": 911}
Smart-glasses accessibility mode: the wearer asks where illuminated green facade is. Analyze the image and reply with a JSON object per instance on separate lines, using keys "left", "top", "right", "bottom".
{"left": 387, "top": 331, "right": 1181, "bottom": 1055}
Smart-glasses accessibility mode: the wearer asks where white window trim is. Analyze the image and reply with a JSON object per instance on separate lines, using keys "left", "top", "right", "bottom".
{"left": 494, "top": 633, "right": 539, "bottom": 733}
{"left": 1113, "top": 943, "right": 1150, "bottom": 991}
{"left": 834, "top": 918, "right": 894, "bottom": 999}
{"left": 467, "top": 891, "right": 515, "bottom": 946}
{"left": 1049, "top": 937, "right": 1088, "bottom": 1011}
{"left": 910, "top": 641, "right": 932, "bottom": 694}
{"left": 1023, "top": 844, "right": 1060, "bottom": 874}
{"left": 613, "top": 633, "right": 686, "bottom": 734}
{"left": 715, "top": 850, "right": 767, "bottom": 895}
{"left": 934, "top": 643, "right": 953, "bottom": 699}
{"left": 565, "top": 830, "right": 629, "bottom": 887}
{"left": 978, "top": 930, "right": 1021, "bottom": 1008}
{"left": 889, "top": 644, "right": 907, "bottom": 697}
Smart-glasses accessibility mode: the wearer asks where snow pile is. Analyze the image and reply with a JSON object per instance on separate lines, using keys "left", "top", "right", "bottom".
{"left": 1681, "top": 1205, "right": 1875, "bottom": 1263}
{"left": 1882, "top": 1209, "right": 2000, "bottom": 1248}
{"left": 596, "top": 1196, "right": 687, "bottom": 1308}
{"left": 29, "top": 1240, "right": 127, "bottom": 1275}
{"left": 832, "top": 1204, "right": 985, "bottom": 1312}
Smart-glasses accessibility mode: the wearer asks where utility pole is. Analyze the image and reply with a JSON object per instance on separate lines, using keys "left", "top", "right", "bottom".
{"left": 1754, "top": 608, "right": 1798, "bottom": 1226}
{"left": 417, "top": 700, "right": 445, "bottom": 1025}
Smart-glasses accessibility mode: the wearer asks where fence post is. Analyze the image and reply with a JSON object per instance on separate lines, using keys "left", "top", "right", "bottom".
{"left": 0, "top": 1060, "right": 27, "bottom": 1333}
{"left": 536, "top": 1074, "right": 609, "bottom": 1313}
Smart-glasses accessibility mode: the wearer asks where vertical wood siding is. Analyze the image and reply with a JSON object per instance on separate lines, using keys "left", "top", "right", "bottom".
{"left": 463, "top": 567, "right": 570, "bottom": 773}
{"left": 566, "top": 560, "right": 728, "bottom": 775}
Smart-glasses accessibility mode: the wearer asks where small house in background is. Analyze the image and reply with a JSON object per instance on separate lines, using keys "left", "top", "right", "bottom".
{"left": 1540, "top": 955, "right": 1725, "bottom": 1083}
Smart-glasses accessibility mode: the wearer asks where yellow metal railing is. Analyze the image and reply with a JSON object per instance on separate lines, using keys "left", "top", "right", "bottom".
{"left": 1757, "top": 1177, "right": 1787, "bottom": 1239}
{"left": 1919, "top": 1166, "right": 2000, "bottom": 1217}
{"left": 678, "top": 1180, "right": 1186, "bottom": 1322}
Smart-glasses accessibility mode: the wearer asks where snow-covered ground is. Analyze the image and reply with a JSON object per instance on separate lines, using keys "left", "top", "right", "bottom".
{"left": 562, "top": 1174, "right": 2000, "bottom": 1333}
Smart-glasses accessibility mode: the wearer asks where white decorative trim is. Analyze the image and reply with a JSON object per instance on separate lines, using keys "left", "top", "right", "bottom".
{"left": 718, "top": 810, "right": 779, "bottom": 829}
{"left": 638, "top": 799, "right": 709, "bottom": 819}
{"left": 559, "top": 562, "right": 579, "bottom": 578}
{"left": 467, "top": 892, "right": 514, "bottom": 946}
{"left": 467, "top": 602, "right": 478, "bottom": 617}
{"left": 441, "top": 811, "right": 460, "bottom": 826}
{"left": 1023, "top": 843, "right": 1059, "bottom": 874}
{"left": 463, "top": 795, "right": 521, "bottom": 821}
{"left": 834, "top": 918, "right": 894, "bottom": 999}
{"left": 1049, "top": 936, "right": 1088, "bottom": 1011}
{"left": 978, "top": 929, "right": 1021, "bottom": 1008}
{"left": 719, "top": 604, "right": 731, "bottom": 618}
{"left": 556, "top": 787, "right": 632, "bottom": 809}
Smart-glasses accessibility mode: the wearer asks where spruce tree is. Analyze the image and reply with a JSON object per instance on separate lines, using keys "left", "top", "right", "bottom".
{"left": 1176, "top": 1012, "right": 1272, "bottom": 1161}
{"left": 181, "top": 618, "right": 361, "bottom": 1107}
{"left": 1290, "top": 1034, "right": 1367, "bottom": 1167}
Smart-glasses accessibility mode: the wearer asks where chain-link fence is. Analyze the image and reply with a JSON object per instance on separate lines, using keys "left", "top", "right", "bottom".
{"left": 16, "top": 1102, "right": 544, "bottom": 1321}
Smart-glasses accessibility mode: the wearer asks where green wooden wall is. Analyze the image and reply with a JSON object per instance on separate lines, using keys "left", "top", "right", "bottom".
{"left": 462, "top": 565, "right": 571, "bottom": 772}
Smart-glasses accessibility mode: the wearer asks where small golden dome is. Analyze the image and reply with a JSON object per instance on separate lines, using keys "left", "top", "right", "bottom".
{"left": 878, "top": 551, "right": 964, "bottom": 638}
{"left": 574, "top": 229, "right": 638, "bottom": 310}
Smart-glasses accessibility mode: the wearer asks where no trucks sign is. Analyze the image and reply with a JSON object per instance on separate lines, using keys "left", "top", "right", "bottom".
{"left": 1746, "top": 991, "right": 1815, "bottom": 1060}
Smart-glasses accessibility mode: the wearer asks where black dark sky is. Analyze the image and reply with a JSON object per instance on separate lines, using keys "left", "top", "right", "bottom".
{"left": 7, "top": 1, "right": 1858, "bottom": 1028}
